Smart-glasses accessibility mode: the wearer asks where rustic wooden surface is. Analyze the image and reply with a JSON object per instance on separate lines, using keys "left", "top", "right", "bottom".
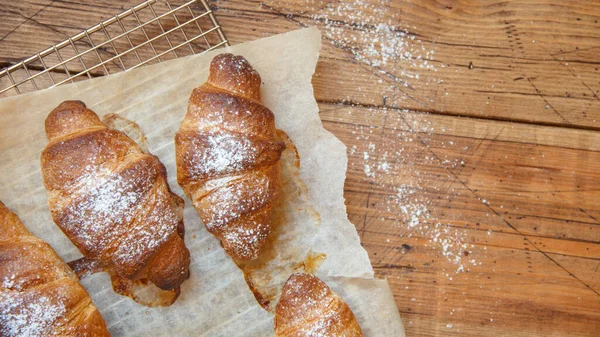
{"left": 1, "top": 1, "right": 599, "bottom": 336}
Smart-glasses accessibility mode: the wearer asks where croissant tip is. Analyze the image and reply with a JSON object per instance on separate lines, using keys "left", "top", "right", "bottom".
{"left": 58, "top": 100, "right": 87, "bottom": 108}
{"left": 208, "top": 53, "right": 261, "bottom": 101}
{"left": 45, "top": 100, "right": 102, "bottom": 141}
{"left": 210, "top": 53, "right": 243, "bottom": 67}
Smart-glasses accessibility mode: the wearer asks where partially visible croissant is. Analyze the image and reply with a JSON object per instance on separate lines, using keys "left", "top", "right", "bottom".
{"left": 40, "top": 101, "right": 190, "bottom": 305}
{"left": 275, "top": 273, "right": 364, "bottom": 337}
{"left": 0, "top": 201, "right": 110, "bottom": 337}
{"left": 175, "top": 53, "right": 285, "bottom": 260}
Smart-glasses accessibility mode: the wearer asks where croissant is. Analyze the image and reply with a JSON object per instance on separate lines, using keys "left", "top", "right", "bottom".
{"left": 0, "top": 201, "right": 110, "bottom": 337}
{"left": 275, "top": 273, "right": 364, "bottom": 337}
{"left": 175, "top": 53, "right": 285, "bottom": 260}
{"left": 40, "top": 101, "right": 190, "bottom": 305}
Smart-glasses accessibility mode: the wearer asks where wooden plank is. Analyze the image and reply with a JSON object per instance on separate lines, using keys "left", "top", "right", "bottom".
{"left": 321, "top": 101, "right": 600, "bottom": 151}
{"left": 366, "top": 233, "right": 599, "bottom": 337}
{"left": 323, "top": 102, "right": 600, "bottom": 336}
{"left": 211, "top": 0, "right": 600, "bottom": 129}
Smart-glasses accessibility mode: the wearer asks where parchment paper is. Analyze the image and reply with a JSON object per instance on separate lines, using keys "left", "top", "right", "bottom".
{"left": 0, "top": 27, "right": 405, "bottom": 336}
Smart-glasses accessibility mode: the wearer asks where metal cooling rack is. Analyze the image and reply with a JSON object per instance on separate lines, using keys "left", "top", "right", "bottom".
{"left": 0, "top": 0, "right": 229, "bottom": 96}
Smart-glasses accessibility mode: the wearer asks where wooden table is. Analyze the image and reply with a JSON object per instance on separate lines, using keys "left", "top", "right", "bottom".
{"left": 1, "top": 1, "right": 599, "bottom": 336}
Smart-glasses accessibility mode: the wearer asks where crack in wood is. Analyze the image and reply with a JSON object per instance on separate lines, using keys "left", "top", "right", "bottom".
{"left": 318, "top": 99, "right": 600, "bottom": 133}
{"left": 479, "top": 53, "right": 600, "bottom": 66}
{"left": 525, "top": 77, "right": 571, "bottom": 125}
{"left": 551, "top": 45, "right": 600, "bottom": 56}
{"left": 373, "top": 263, "right": 416, "bottom": 271}
{"left": 0, "top": 1, "right": 57, "bottom": 42}
{"left": 474, "top": 89, "right": 598, "bottom": 102}
{"left": 578, "top": 208, "right": 600, "bottom": 225}
{"left": 359, "top": 227, "right": 600, "bottom": 260}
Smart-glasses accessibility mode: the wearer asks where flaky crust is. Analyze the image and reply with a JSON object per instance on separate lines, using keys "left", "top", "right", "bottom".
{"left": 275, "top": 273, "right": 364, "bottom": 337}
{"left": 40, "top": 101, "right": 190, "bottom": 301}
{"left": 0, "top": 201, "right": 110, "bottom": 337}
{"left": 175, "top": 53, "right": 285, "bottom": 260}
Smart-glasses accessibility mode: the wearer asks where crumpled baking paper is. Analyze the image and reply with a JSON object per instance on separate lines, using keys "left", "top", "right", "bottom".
{"left": 0, "top": 27, "right": 405, "bottom": 337}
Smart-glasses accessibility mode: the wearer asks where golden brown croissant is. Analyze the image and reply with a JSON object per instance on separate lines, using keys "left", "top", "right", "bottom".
{"left": 175, "top": 53, "right": 285, "bottom": 260}
{"left": 0, "top": 201, "right": 110, "bottom": 337}
{"left": 275, "top": 273, "right": 364, "bottom": 337}
{"left": 40, "top": 101, "right": 190, "bottom": 306}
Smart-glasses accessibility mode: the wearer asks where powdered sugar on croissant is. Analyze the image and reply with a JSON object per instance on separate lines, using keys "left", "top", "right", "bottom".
{"left": 0, "top": 201, "right": 110, "bottom": 336}
{"left": 275, "top": 273, "right": 364, "bottom": 337}
{"left": 176, "top": 53, "right": 285, "bottom": 260}
{"left": 41, "top": 101, "right": 190, "bottom": 305}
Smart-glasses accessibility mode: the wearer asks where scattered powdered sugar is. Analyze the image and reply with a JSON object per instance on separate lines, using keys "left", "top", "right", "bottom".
{"left": 349, "top": 111, "right": 480, "bottom": 275}
{"left": 215, "top": 54, "right": 259, "bottom": 79}
{"left": 195, "top": 131, "right": 259, "bottom": 175}
{"left": 301, "top": 0, "right": 477, "bottom": 275}
{"left": 222, "top": 221, "right": 268, "bottom": 245}
{"left": 54, "top": 164, "right": 149, "bottom": 253}
{"left": 202, "top": 173, "right": 271, "bottom": 228}
{"left": 344, "top": 104, "right": 478, "bottom": 277}
{"left": 2, "top": 274, "right": 17, "bottom": 289}
{"left": 220, "top": 219, "right": 270, "bottom": 259}
{"left": 49, "top": 140, "right": 180, "bottom": 276}
{"left": 198, "top": 170, "right": 275, "bottom": 259}
{"left": 113, "top": 185, "right": 180, "bottom": 265}
{"left": 0, "top": 293, "right": 66, "bottom": 336}
{"left": 311, "top": 0, "right": 437, "bottom": 76}
{"left": 212, "top": 54, "right": 261, "bottom": 98}
{"left": 268, "top": 0, "right": 438, "bottom": 94}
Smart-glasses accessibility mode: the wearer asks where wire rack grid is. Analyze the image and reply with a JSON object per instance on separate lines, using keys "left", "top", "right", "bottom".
{"left": 0, "top": 0, "right": 229, "bottom": 97}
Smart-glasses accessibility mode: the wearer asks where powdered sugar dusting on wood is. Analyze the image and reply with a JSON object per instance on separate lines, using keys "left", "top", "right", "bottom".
{"left": 314, "top": 0, "right": 436, "bottom": 73}
{"left": 274, "top": 0, "right": 478, "bottom": 274}
{"left": 346, "top": 107, "right": 480, "bottom": 277}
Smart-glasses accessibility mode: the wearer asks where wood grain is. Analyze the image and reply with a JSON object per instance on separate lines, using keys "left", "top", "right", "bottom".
{"left": 211, "top": 0, "right": 600, "bottom": 129}
{"left": 323, "top": 101, "right": 600, "bottom": 335}
{"left": 0, "top": 1, "right": 599, "bottom": 336}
